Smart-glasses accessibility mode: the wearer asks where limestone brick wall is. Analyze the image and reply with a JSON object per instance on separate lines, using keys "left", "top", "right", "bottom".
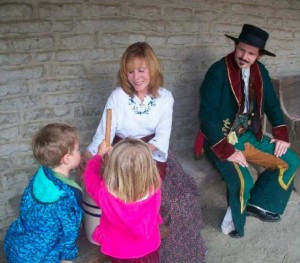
{"left": 0, "top": 0, "right": 300, "bottom": 240}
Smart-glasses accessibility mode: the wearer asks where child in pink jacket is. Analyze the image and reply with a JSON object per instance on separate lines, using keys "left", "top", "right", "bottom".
{"left": 83, "top": 137, "right": 162, "bottom": 263}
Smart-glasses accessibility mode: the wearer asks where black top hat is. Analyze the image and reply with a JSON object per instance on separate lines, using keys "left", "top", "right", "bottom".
{"left": 225, "top": 24, "right": 276, "bottom": 57}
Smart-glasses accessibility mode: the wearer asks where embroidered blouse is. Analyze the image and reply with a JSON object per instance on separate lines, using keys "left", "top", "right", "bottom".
{"left": 87, "top": 87, "right": 174, "bottom": 162}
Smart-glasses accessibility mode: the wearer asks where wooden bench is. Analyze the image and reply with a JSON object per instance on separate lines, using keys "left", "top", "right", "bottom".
{"left": 271, "top": 75, "right": 300, "bottom": 192}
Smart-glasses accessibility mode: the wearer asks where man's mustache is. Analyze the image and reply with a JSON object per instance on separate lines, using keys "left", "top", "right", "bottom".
{"left": 238, "top": 57, "right": 250, "bottom": 64}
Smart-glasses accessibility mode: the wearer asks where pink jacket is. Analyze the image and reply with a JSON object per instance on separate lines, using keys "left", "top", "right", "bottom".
{"left": 83, "top": 155, "right": 162, "bottom": 259}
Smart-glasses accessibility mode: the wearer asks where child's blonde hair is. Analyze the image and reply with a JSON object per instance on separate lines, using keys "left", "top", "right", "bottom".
{"left": 104, "top": 137, "right": 161, "bottom": 203}
{"left": 32, "top": 123, "right": 79, "bottom": 168}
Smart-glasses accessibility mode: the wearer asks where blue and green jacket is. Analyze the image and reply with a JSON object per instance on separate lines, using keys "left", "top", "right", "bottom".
{"left": 4, "top": 166, "right": 83, "bottom": 263}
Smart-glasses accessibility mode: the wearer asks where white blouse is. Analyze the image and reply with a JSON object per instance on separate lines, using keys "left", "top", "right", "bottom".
{"left": 87, "top": 87, "right": 174, "bottom": 162}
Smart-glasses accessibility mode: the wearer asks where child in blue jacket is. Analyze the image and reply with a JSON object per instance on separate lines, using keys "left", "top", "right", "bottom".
{"left": 4, "top": 123, "right": 83, "bottom": 263}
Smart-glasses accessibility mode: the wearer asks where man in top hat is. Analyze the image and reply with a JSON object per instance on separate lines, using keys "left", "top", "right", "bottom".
{"left": 197, "top": 24, "right": 299, "bottom": 238}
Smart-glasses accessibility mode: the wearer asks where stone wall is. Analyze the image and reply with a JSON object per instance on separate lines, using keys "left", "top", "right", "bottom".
{"left": 1, "top": 0, "right": 300, "bottom": 240}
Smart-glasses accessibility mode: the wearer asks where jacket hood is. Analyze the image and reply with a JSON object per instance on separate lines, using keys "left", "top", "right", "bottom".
{"left": 33, "top": 166, "right": 65, "bottom": 203}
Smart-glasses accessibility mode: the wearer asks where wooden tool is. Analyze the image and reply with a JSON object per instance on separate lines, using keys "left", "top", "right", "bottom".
{"left": 105, "top": 109, "right": 112, "bottom": 146}
{"left": 103, "top": 109, "right": 112, "bottom": 168}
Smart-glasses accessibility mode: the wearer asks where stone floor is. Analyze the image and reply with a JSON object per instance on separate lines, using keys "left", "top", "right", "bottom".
{"left": 75, "top": 228, "right": 111, "bottom": 263}
{"left": 0, "top": 228, "right": 111, "bottom": 263}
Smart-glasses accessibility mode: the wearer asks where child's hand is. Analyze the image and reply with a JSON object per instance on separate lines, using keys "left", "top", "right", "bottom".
{"left": 78, "top": 150, "right": 93, "bottom": 173}
{"left": 97, "top": 140, "right": 112, "bottom": 157}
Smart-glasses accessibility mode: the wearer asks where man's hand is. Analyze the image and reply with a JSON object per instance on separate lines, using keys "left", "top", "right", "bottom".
{"left": 270, "top": 139, "right": 290, "bottom": 157}
{"left": 227, "top": 149, "right": 248, "bottom": 167}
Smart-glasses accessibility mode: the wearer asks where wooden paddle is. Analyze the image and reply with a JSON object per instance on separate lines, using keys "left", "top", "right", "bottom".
{"left": 104, "top": 109, "right": 112, "bottom": 167}
{"left": 105, "top": 109, "right": 112, "bottom": 146}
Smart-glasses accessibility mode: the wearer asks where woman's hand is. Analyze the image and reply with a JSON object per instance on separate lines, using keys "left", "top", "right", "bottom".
{"left": 77, "top": 150, "right": 93, "bottom": 185}
{"left": 147, "top": 142, "right": 157, "bottom": 152}
{"left": 79, "top": 150, "right": 93, "bottom": 173}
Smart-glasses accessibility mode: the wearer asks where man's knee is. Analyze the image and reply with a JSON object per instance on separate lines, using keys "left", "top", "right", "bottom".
{"left": 286, "top": 149, "right": 300, "bottom": 172}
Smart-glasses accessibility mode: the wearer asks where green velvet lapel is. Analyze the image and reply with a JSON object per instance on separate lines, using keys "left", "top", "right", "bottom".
{"left": 225, "top": 52, "right": 243, "bottom": 110}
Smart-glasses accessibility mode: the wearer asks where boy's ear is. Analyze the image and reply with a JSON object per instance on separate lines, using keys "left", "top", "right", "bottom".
{"left": 61, "top": 153, "right": 70, "bottom": 165}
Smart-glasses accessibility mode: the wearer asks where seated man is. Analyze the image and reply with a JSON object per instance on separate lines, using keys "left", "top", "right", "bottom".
{"left": 197, "top": 24, "right": 300, "bottom": 238}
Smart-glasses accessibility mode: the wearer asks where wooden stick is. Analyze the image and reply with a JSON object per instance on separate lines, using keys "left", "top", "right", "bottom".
{"left": 103, "top": 109, "right": 112, "bottom": 169}
{"left": 105, "top": 109, "right": 112, "bottom": 146}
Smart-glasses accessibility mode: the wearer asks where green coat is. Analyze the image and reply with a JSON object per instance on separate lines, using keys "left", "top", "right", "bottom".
{"left": 199, "top": 52, "right": 288, "bottom": 161}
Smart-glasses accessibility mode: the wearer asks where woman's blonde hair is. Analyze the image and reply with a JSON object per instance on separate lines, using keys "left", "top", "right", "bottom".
{"left": 104, "top": 137, "right": 161, "bottom": 203}
{"left": 118, "top": 42, "right": 164, "bottom": 97}
{"left": 32, "top": 123, "right": 79, "bottom": 168}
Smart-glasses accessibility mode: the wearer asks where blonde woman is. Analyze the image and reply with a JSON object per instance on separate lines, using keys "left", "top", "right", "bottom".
{"left": 81, "top": 42, "right": 207, "bottom": 262}
{"left": 83, "top": 138, "right": 162, "bottom": 262}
